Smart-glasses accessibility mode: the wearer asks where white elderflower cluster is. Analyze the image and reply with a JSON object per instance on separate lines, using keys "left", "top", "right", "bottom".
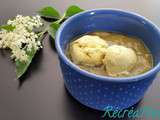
{"left": 0, "top": 15, "right": 43, "bottom": 62}
{"left": 7, "top": 15, "right": 43, "bottom": 30}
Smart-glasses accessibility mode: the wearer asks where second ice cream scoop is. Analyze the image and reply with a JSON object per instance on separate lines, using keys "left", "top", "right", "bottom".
{"left": 103, "top": 45, "right": 137, "bottom": 77}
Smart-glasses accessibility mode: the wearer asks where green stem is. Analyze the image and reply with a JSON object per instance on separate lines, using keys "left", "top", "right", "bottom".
{"left": 55, "top": 14, "right": 66, "bottom": 24}
{"left": 37, "top": 27, "right": 48, "bottom": 36}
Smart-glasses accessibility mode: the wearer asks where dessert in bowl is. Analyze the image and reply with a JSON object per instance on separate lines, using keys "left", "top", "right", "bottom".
{"left": 55, "top": 9, "right": 160, "bottom": 110}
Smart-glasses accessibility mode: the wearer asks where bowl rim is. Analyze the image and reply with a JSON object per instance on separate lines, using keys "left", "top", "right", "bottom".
{"left": 55, "top": 8, "right": 160, "bottom": 83}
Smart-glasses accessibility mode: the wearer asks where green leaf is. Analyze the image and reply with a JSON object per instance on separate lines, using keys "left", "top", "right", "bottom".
{"left": 47, "top": 22, "right": 60, "bottom": 39}
{"left": 38, "top": 6, "right": 60, "bottom": 19}
{"left": 16, "top": 32, "right": 46, "bottom": 79}
{"left": 0, "top": 25, "right": 15, "bottom": 31}
{"left": 65, "top": 5, "right": 84, "bottom": 18}
{"left": 16, "top": 49, "right": 37, "bottom": 79}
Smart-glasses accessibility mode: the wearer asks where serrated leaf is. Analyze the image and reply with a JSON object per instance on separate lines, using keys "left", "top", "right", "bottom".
{"left": 0, "top": 25, "right": 15, "bottom": 31}
{"left": 65, "top": 5, "right": 84, "bottom": 18}
{"left": 47, "top": 22, "right": 60, "bottom": 39}
{"left": 16, "top": 32, "right": 46, "bottom": 79}
{"left": 38, "top": 6, "right": 60, "bottom": 19}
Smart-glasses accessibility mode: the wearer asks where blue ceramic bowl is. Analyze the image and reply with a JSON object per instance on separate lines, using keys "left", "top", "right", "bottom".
{"left": 55, "top": 9, "right": 160, "bottom": 111}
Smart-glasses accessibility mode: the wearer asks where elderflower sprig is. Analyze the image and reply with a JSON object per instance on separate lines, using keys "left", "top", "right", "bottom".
{"left": 0, "top": 15, "right": 43, "bottom": 62}
{"left": 0, "top": 15, "right": 45, "bottom": 79}
{"left": 0, "top": 5, "right": 84, "bottom": 79}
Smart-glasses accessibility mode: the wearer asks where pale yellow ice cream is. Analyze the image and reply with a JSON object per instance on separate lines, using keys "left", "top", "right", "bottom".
{"left": 70, "top": 35, "right": 108, "bottom": 66}
{"left": 103, "top": 45, "right": 137, "bottom": 76}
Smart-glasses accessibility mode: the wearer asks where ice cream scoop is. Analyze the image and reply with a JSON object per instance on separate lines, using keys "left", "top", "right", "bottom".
{"left": 70, "top": 35, "right": 108, "bottom": 66}
{"left": 103, "top": 45, "right": 137, "bottom": 76}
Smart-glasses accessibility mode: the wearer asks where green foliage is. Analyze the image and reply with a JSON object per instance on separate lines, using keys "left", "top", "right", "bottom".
{"left": 65, "top": 5, "right": 84, "bottom": 18}
{"left": 0, "top": 25, "right": 15, "bottom": 31}
{"left": 38, "top": 6, "right": 60, "bottom": 19}
{"left": 47, "top": 22, "right": 60, "bottom": 39}
{"left": 39, "top": 5, "right": 84, "bottom": 40}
